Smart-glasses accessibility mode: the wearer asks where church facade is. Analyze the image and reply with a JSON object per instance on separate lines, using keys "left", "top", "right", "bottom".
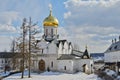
{"left": 31, "top": 9, "right": 94, "bottom": 74}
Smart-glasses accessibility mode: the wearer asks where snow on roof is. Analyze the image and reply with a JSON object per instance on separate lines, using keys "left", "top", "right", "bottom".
{"left": 57, "top": 54, "right": 81, "bottom": 60}
{"left": 105, "top": 41, "right": 120, "bottom": 53}
{"left": 0, "top": 52, "right": 22, "bottom": 58}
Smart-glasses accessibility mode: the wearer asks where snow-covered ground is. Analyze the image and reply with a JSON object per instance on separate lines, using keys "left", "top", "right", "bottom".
{"left": 3, "top": 71, "right": 101, "bottom": 80}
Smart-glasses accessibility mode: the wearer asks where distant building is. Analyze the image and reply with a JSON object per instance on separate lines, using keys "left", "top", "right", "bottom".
{"left": 104, "top": 36, "right": 120, "bottom": 74}
{"left": 0, "top": 52, "right": 24, "bottom": 72}
{"left": 90, "top": 53, "right": 104, "bottom": 70}
{"left": 90, "top": 53, "right": 104, "bottom": 63}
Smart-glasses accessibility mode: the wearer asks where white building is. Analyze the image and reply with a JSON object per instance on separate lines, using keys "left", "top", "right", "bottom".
{"left": 0, "top": 52, "right": 23, "bottom": 72}
{"left": 31, "top": 9, "right": 94, "bottom": 74}
{"left": 104, "top": 37, "right": 120, "bottom": 74}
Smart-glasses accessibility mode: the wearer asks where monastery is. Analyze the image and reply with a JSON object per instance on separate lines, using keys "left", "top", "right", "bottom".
{"left": 30, "top": 8, "right": 94, "bottom": 74}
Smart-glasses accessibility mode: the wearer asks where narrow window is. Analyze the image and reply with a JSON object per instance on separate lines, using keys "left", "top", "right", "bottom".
{"left": 42, "top": 49, "right": 43, "bottom": 54}
{"left": 109, "top": 47, "right": 112, "bottom": 50}
{"left": 114, "top": 45, "right": 117, "bottom": 49}
{"left": 46, "top": 29, "right": 48, "bottom": 35}
{"left": 51, "top": 61, "right": 53, "bottom": 68}
{"left": 64, "top": 66, "right": 66, "bottom": 70}
{"left": 5, "top": 60, "right": 7, "bottom": 63}
{"left": 51, "top": 28, "right": 53, "bottom": 35}
{"left": 56, "top": 29, "right": 57, "bottom": 34}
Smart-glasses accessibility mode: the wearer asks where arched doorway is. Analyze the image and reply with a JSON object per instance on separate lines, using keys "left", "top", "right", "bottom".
{"left": 83, "top": 64, "right": 89, "bottom": 74}
{"left": 38, "top": 59, "right": 45, "bottom": 71}
{"left": 83, "top": 64, "right": 86, "bottom": 72}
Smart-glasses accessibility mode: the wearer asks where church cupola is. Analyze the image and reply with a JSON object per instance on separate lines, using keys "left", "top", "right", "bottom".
{"left": 82, "top": 46, "right": 90, "bottom": 59}
{"left": 43, "top": 10, "right": 59, "bottom": 27}
{"left": 43, "top": 6, "right": 59, "bottom": 42}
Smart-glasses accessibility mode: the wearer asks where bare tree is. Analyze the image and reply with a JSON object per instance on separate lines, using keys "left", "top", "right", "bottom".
{"left": 10, "top": 39, "right": 16, "bottom": 53}
{"left": 13, "top": 17, "right": 40, "bottom": 78}
{"left": 8, "top": 16, "right": 41, "bottom": 78}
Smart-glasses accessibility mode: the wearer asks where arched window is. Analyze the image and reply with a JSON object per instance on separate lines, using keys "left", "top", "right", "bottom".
{"left": 39, "top": 59, "right": 45, "bottom": 71}
{"left": 51, "top": 61, "right": 53, "bottom": 68}
{"left": 51, "top": 28, "right": 53, "bottom": 35}
{"left": 64, "top": 66, "right": 66, "bottom": 70}
{"left": 2, "top": 60, "right": 3, "bottom": 63}
{"left": 46, "top": 29, "right": 48, "bottom": 35}
{"left": 56, "top": 29, "right": 57, "bottom": 34}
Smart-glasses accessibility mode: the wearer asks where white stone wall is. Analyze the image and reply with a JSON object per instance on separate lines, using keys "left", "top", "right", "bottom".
{"left": 57, "top": 60, "right": 75, "bottom": 73}
{"left": 78, "top": 59, "right": 94, "bottom": 74}
{"left": 63, "top": 42, "right": 69, "bottom": 54}
{"left": 0, "top": 59, "right": 5, "bottom": 68}
{"left": 58, "top": 42, "right": 63, "bottom": 54}
{"left": 44, "top": 27, "right": 57, "bottom": 36}
{"left": 44, "top": 26, "right": 57, "bottom": 40}
{"left": 105, "top": 51, "right": 120, "bottom": 63}
{"left": 37, "top": 40, "right": 58, "bottom": 54}
{"left": 0, "top": 58, "right": 15, "bottom": 71}
{"left": 48, "top": 41, "right": 57, "bottom": 54}
{"left": 69, "top": 44, "right": 72, "bottom": 54}
{"left": 58, "top": 41, "right": 72, "bottom": 55}
{"left": 32, "top": 54, "right": 58, "bottom": 72}
{"left": 73, "top": 60, "right": 79, "bottom": 72}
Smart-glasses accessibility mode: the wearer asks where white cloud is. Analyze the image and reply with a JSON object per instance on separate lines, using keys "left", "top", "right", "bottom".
{"left": 0, "top": 11, "right": 21, "bottom": 51}
{"left": 0, "top": 0, "right": 51, "bottom": 51}
{"left": 64, "top": 11, "right": 71, "bottom": 19}
{"left": 62, "top": 0, "right": 120, "bottom": 53}
{"left": 64, "top": 0, "right": 120, "bottom": 27}
{"left": 0, "top": 36, "right": 12, "bottom": 51}
{"left": 58, "top": 27, "right": 69, "bottom": 40}
{"left": 60, "top": 25, "right": 120, "bottom": 53}
{"left": 0, "top": 24, "right": 17, "bottom": 33}
{"left": 64, "top": 0, "right": 120, "bottom": 8}
{"left": 0, "top": 11, "right": 21, "bottom": 35}
{"left": 0, "top": 11, "right": 20, "bottom": 24}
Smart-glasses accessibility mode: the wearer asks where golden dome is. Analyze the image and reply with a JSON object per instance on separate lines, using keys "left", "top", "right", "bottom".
{"left": 43, "top": 10, "right": 59, "bottom": 27}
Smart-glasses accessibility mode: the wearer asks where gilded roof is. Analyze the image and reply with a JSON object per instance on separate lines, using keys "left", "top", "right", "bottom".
{"left": 43, "top": 10, "right": 59, "bottom": 27}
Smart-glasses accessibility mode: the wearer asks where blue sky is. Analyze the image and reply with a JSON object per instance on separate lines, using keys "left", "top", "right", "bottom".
{"left": 0, "top": 0, "right": 120, "bottom": 53}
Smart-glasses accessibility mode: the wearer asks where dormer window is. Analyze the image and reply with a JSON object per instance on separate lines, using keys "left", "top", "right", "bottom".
{"left": 114, "top": 45, "right": 117, "bottom": 49}
{"left": 109, "top": 47, "right": 112, "bottom": 50}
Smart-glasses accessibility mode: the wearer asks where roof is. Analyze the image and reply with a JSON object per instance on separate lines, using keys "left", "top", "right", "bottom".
{"left": 72, "top": 50, "right": 83, "bottom": 57}
{"left": 58, "top": 40, "right": 67, "bottom": 45}
{"left": 57, "top": 54, "right": 81, "bottom": 60}
{"left": 0, "top": 52, "right": 22, "bottom": 58}
{"left": 43, "top": 10, "right": 59, "bottom": 27}
{"left": 105, "top": 41, "right": 120, "bottom": 53}
{"left": 82, "top": 49, "right": 90, "bottom": 59}
{"left": 56, "top": 40, "right": 67, "bottom": 47}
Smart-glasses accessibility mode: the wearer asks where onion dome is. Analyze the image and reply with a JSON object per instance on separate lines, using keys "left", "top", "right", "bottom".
{"left": 43, "top": 10, "right": 59, "bottom": 27}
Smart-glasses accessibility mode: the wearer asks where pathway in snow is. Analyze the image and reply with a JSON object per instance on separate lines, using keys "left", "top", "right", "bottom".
{"left": 3, "top": 71, "right": 100, "bottom": 80}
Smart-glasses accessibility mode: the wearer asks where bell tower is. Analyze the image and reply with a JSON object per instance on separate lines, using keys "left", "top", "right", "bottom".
{"left": 43, "top": 6, "right": 59, "bottom": 42}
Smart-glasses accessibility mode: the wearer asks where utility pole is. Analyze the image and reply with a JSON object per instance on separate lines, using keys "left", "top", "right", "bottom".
{"left": 21, "top": 18, "right": 27, "bottom": 78}
{"left": 28, "top": 17, "right": 31, "bottom": 78}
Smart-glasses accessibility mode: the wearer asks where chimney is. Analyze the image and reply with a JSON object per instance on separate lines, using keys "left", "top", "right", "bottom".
{"left": 119, "top": 36, "right": 120, "bottom": 41}
{"left": 115, "top": 38, "right": 117, "bottom": 43}
{"left": 112, "top": 39, "right": 113, "bottom": 43}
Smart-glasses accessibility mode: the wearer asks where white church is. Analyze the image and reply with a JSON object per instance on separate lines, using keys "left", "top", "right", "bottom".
{"left": 30, "top": 9, "right": 94, "bottom": 74}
